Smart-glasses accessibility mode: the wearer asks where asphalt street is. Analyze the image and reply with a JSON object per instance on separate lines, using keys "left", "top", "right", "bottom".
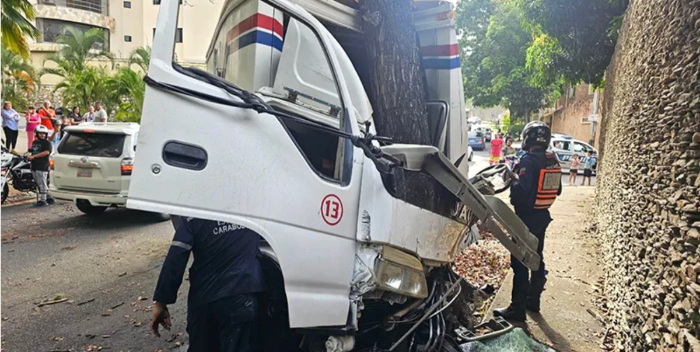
{"left": 1, "top": 203, "right": 189, "bottom": 351}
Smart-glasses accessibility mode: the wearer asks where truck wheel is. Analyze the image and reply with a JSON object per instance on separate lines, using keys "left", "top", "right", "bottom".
{"left": 149, "top": 212, "right": 171, "bottom": 223}
{"left": 2, "top": 183, "right": 8, "bottom": 204}
{"left": 76, "top": 201, "right": 108, "bottom": 216}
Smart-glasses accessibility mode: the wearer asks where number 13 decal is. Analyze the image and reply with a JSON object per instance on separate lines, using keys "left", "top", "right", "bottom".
{"left": 321, "top": 194, "right": 343, "bottom": 226}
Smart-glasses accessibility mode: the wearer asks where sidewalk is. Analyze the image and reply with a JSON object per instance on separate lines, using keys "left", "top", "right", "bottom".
{"left": 486, "top": 186, "right": 604, "bottom": 351}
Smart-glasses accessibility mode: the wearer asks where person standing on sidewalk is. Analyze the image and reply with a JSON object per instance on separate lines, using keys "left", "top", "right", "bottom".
{"left": 489, "top": 133, "right": 503, "bottom": 165}
{"left": 83, "top": 105, "right": 96, "bottom": 122}
{"left": 150, "top": 218, "right": 265, "bottom": 351}
{"left": 94, "top": 102, "right": 108, "bottom": 122}
{"left": 38, "top": 100, "right": 56, "bottom": 138}
{"left": 581, "top": 151, "right": 596, "bottom": 186}
{"left": 2, "top": 101, "right": 21, "bottom": 151}
{"left": 25, "top": 105, "right": 41, "bottom": 149}
{"left": 494, "top": 121, "right": 562, "bottom": 321}
{"left": 26, "top": 125, "right": 59, "bottom": 207}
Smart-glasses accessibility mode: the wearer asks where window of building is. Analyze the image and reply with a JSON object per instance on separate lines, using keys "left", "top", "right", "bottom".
{"left": 124, "top": 1, "right": 131, "bottom": 8}
{"left": 154, "top": 0, "right": 182, "bottom": 4}
{"left": 124, "top": 35, "right": 132, "bottom": 42}
{"left": 37, "top": 19, "right": 109, "bottom": 51}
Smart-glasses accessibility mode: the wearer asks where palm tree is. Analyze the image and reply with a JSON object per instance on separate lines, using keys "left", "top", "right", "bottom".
{"left": 55, "top": 66, "right": 113, "bottom": 112}
{"left": 1, "top": 46, "right": 38, "bottom": 110}
{"left": 40, "top": 27, "right": 113, "bottom": 109}
{"left": 41, "top": 27, "right": 113, "bottom": 80}
{"left": 1, "top": 0, "right": 40, "bottom": 58}
{"left": 128, "top": 46, "right": 151, "bottom": 73}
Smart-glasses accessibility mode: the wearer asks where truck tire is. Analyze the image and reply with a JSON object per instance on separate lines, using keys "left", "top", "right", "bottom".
{"left": 76, "top": 201, "right": 108, "bottom": 216}
{"left": 149, "top": 212, "right": 171, "bottom": 222}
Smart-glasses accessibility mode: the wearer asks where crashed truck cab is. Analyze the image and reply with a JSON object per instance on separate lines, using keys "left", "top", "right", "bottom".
{"left": 127, "top": 0, "right": 540, "bottom": 342}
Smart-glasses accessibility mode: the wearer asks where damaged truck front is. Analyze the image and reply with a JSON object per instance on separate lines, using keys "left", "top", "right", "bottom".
{"left": 127, "top": 0, "right": 540, "bottom": 350}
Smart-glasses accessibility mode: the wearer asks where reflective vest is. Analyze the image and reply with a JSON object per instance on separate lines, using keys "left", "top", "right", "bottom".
{"left": 534, "top": 153, "right": 562, "bottom": 210}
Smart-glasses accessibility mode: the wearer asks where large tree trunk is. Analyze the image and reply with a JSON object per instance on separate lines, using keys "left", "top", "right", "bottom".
{"left": 358, "top": 0, "right": 430, "bottom": 145}
{"left": 358, "top": 0, "right": 461, "bottom": 223}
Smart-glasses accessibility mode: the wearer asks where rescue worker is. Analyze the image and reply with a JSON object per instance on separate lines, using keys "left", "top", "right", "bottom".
{"left": 494, "top": 121, "right": 562, "bottom": 321}
{"left": 151, "top": 218, "right": 265, "bottom": 351}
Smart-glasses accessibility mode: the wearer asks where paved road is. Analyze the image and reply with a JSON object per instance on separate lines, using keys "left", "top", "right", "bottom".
{"left": 1, "top": 202, "right": 189, "bottom": 351}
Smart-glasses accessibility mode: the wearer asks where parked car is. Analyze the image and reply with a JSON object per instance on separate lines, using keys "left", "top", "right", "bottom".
{"left": 550, "top": 137, "right": 598, "bottom": 174}
{"left": 468, "top": 131, "right": 486, "bottom": 151}
{"left": 551, "top": 133, "right": 574, "bottom": 140}
{"left": 49, "top": 122, "right": 169, "bottom": 220}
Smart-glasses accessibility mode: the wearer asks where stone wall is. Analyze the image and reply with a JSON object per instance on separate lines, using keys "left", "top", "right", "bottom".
{"left": 596, "top": 0, "right": 700, "bottom": 351}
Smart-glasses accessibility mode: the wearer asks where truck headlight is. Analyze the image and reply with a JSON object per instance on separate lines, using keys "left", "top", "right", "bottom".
{"left": 375, "top": 247, "right": 428, "bottom": 299}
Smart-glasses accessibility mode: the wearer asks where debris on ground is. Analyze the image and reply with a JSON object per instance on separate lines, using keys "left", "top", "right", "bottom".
{"left": 453, "top": 232, "right": 510, "bottom": 314}
{"left": 36, "top": 294, "right": 69, "bottom": 307}
{"left": 77, "top": 298, "right": 95, "bottom": 306}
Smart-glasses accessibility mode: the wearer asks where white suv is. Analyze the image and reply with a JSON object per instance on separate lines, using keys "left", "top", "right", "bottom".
{"left": 50, "top": 123, "right": 167, "bottom": 219}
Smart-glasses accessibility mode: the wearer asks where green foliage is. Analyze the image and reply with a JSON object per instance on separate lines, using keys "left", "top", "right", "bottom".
{"left": 54, "top": 66, "right": 114, "bottom": 111}
{"left": 457, "top": 0, "right": 553, "bottom": 119}
{"left": 108, "top": 66, "right": 145, "bottom": 122}
{"left": 515, "top": 0, "right": 629, "bottom": 86}
{"left": 128, "top": 46, "right": 151, "bottom": 73}
{"left": 508, "top": 121, "right": 526, "bottom": 139}
{"left": 1, "top": 46, "right": 38, "bottom": 110}
{"left": 1, "top": 0, "right": 40, "bottom": 58}
{"left": 501, "top": 114, "right": 511, "bottom": 131}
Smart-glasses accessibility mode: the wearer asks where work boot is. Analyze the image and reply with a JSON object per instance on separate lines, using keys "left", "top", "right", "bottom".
{"left": 526, "top": 275, "right": 547, "bottom": 313}
{"left": 494, "top": 278, "right": 527, "bottom": 322}
{"left": 46, "top": 198, "right": 55, "bottom": 205}
{"left": 33, "top": 201, "right": 48, "bottom": 207}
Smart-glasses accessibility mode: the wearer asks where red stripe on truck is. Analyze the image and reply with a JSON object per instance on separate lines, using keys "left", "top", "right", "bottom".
{"left": 420, "top": 44, "right": 459, "bottom": 57}
{"left": 226, "top": 13, "right": 284, "bottom": 44}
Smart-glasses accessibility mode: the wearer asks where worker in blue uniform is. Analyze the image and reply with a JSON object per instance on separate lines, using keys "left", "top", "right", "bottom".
{"left": 151, "top": 217, "right": 265, "bottom": 351}
{"left": 494, "top": 121, "right": 562, "bottom": 321}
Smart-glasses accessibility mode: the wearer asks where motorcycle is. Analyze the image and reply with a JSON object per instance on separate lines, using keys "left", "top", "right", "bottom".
{"left": 1, "top": 147, "right": 47, "bottom": 204}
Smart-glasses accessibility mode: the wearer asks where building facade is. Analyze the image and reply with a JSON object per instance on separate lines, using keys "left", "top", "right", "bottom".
{"left": 544, "top": 83, "right": 603, "bottom": 147}
{"left": 28, "top": 0, "right": 224, "bottom": 86}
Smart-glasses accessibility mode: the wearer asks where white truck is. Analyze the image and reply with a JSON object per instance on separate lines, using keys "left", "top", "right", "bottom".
{"left": 128, "top": 0, "right": 540, "bottom": 350}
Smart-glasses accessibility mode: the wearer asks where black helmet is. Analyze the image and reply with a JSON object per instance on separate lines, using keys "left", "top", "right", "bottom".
{"left": 521, "top": 121, "right": 551, "bottom": 151}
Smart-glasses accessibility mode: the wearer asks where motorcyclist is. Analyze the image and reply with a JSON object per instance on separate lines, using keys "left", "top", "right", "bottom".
{"left": 27, "top": 124, "right": 58, "bottom": 207}
{"left": 494, "top": 121, "right": 562, "bottom": 321}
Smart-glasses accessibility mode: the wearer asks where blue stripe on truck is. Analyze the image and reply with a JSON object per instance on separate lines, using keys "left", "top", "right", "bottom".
{"left": 421, "top": 57, "right": 461, "bottom": 70}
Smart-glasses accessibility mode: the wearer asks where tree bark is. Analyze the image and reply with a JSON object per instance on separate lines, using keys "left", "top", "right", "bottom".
{"left": 358, "top": 0, "right": 430, "bottom": 145}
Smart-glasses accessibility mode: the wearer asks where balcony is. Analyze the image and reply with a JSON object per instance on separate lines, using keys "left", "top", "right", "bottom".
{"left": 38, "top": 0, "right": 108, "bottom": 16}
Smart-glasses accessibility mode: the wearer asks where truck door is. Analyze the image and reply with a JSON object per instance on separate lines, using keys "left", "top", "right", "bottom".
{"left": 127, "top": 0, "right": 365, "bottom": 329}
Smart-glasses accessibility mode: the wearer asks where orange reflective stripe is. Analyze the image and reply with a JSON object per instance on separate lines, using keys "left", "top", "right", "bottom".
{"left": 535, "top": 198, "right": 556, "bottom": 206}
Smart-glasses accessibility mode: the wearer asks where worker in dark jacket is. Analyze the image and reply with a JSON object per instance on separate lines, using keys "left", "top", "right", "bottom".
{"left": 151, "top": 217, "right": 265, "bottom": 351}
{"left": 494, "top": 121, "right": 562, "bottom": 321}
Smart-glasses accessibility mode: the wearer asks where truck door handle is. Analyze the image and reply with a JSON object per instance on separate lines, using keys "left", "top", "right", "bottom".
{"left": 162, "top": 141, "right": 208, "bottom": 171}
